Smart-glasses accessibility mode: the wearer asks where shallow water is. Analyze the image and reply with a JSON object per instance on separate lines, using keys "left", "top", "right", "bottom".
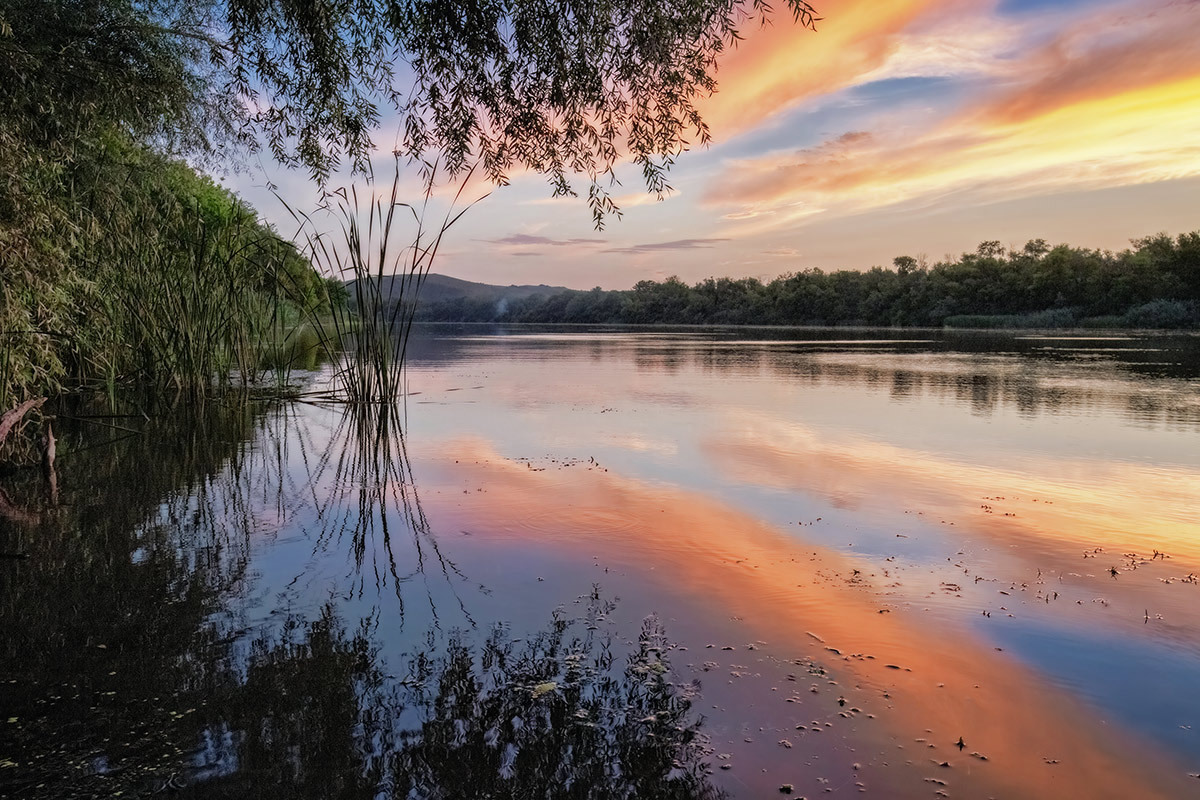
{"left": 3, "top": 325, "right": 1199, "bottom": 798}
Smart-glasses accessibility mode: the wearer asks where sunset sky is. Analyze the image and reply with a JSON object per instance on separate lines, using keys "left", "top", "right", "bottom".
{"left": 235, "top": 0, "right": 1200, "bottom": 289}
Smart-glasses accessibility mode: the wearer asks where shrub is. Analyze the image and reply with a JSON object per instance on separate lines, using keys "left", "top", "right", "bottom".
{"left": 1121, "top": 300, "right": 1199, "bottom": 329}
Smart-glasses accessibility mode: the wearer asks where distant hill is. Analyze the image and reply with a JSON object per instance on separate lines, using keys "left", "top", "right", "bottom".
{"left": 346, "top": 273, "right": 571, "bottom": 307}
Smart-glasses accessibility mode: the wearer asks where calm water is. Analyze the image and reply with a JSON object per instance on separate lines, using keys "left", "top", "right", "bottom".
{"left": 3, "top": 325, "right": 1200, "bottom": 798}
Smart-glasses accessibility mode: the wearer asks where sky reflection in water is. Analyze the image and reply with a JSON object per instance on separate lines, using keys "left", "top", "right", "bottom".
{"left": 401, "top": 325, "right": 1200, "bottom": 796}
{"left": 3, "top": 326, "right": 1200, "bottom": 798}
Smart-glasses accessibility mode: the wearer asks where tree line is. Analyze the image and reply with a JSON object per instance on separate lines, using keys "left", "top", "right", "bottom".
{"left": 415, "top": 234, "right": 1200, "bottom": 329}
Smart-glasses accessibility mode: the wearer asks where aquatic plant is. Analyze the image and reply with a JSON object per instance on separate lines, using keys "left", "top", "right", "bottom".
{"left": 283, "top": 162, "right": 486, "bottom": 404}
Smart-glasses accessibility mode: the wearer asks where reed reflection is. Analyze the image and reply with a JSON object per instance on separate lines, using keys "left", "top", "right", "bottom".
{"left": 291, "top": 400, "right": 472, "bottom": 628}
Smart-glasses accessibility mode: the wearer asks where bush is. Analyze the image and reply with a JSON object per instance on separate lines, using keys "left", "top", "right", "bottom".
{"left": 943, "top": 309, "right": 1076, "bottom": 329}
{"left": 1021, "top": 308, "right": 1078, "bottom": 328}
{"left": 1121, "top": 300, "right": 1199, "bottom": 329}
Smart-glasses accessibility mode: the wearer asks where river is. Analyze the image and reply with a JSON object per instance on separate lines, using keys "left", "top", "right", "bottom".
{"left": 3, "top": 325, "right": 1199, "bottom": 798}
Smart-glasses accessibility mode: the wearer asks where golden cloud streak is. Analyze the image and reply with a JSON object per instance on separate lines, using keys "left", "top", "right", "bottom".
{"left": 705, "top": 0, "right": 1200, "bottom": 229}
{"left": 712, "top": 74, "right": 1200, "bottom": 214}
{"left": 698, "top": 0, "right": 958, "bottom": 138}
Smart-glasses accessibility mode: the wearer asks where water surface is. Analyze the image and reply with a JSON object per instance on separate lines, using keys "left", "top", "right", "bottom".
{"left": 3, "top": 325, "right": 1199, "bottom": 798}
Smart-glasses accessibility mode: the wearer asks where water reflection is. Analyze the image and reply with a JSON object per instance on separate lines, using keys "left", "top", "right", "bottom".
{"left": 298, "top": 402, "right": 471, "bottom": 625}
{"left": 396, "top": 326, "right": 1200, "bottom": 796}
{"left": 7, "top": 327, "right": 1200, "bottom": 799}
{"left": 0, "top": 401, "right": 262, "bottom": 795}
{"left": 703, "top": 412, "right": 1200, "bottom": 565}
{"left": 192, "top": 592, "right": 719, "bottom": 799}
{"left": 417, "top": 437, "right": 1200, "bottom": 799}
{"left": 0, "top": 398, "right": 720, "bottom": 798}
{"left": 406, "top": 324, "right": 1200, "bottom": 428}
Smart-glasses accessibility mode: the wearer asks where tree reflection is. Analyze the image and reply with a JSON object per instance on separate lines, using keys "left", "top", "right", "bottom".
{"left": 0, "top": 400, "right": 264, "bottom": 797}
{"left": 1, "top": 398, "right": 721, "bottom": 798}
{"left": 403, "top": 326, "right": 1200, "bottom": 428}
{"left": 197, "top": 591, "right": 723, "bottom": 799}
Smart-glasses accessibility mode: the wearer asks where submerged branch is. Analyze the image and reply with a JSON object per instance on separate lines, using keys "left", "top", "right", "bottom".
{"left": 0, "top": 398, "right": 47, "bottom": 450}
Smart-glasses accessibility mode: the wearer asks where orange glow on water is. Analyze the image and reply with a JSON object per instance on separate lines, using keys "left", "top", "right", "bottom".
{"left": 420, "top": 437, "right": 1199, "bottom": 799}
{"left": 704, "top": 415, "right": 1200, "bottom": 567}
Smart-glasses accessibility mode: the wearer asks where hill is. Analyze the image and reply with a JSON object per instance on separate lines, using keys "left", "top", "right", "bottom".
{"left": 348, "top": 273, "right": 571, "bottom": 306}
{"left": 417, "top": 274, "right": 571, "bottom": 304}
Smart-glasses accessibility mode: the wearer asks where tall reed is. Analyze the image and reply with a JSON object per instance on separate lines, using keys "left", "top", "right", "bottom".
{"left": 284, "top": 161, "right": 486, "bottom": 404}
{"left": 100, "top": 205, "right": 270, "bottom": 392}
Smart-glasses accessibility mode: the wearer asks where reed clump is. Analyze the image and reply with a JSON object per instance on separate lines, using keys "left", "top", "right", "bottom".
{"left": 1, "top": 149, "right": 339, "bottom": 409}
{"left": 284, "top": 162, "right": 485, "bottom": 405}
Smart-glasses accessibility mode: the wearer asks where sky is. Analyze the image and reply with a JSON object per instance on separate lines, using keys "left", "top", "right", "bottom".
{"left": 230, "top": 0, "right": 1200, "bottom": 290}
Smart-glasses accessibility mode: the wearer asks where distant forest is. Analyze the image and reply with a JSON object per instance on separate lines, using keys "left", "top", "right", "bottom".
{"left": 418, "top": 233, "right": 1200, "bottom": 329}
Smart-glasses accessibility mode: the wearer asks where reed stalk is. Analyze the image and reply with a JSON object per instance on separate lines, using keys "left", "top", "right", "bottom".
{"left": 283, "top": 160, "right": 487, "bottom": 405}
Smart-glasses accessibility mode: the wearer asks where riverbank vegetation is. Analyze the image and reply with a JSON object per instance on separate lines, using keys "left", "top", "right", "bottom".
{"left": 0, "top": 0, "right": 346, "bottom": 410}
{"left": 0, "top": 143, "right": 342, "bottom": 406}
{"left": 2, "top": 0, "right": 820, "bottom": 413}
{"left": 414, "top": 234, "right": 1200, "bottom": 329}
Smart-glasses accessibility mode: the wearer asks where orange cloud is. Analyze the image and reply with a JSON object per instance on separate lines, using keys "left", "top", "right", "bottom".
{"left": 974, "top": 2, "right": 1200, "bottom": 126}
{"left": 699, "top": 0, "right": 966, "bottom": 138}
{"left": 704, "top": 0, "right": 1200, "bottom": 229}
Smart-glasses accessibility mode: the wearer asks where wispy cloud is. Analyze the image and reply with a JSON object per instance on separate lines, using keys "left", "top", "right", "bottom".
{"left": 521, "top": 194, "right": 580, "bottom": 207}
{"left": 854, "top": 8, "right": 1024, "bottom": 84}
{"left": 705, "top": 0, "right": 1200, "bottom": 231}
{"left": 723, "top": 207, "right": 775, "bottom": 220}
{"left": 698, "top": 0, "right": 967, "bottom": 138}
{"left": 613, "top": 189, "right": 683, "bottom": 208}
{"left": 602, "top": 238, "right": 730, "bottom": 255}
{"left": 487, "top": 234, "right": 608, "bottom": 247}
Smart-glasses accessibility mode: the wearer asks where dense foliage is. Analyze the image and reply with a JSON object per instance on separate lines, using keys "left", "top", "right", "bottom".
{"left": 0, "top": 134, "right": 337, "bottom": 405}
{"left": 415, "top": 235, "right": 1200, "bottom": 329}
{"left": 0, "top": 0, "right": 341, "bottom": 405}
{"left": 214, "top": 0, "right": 819, "bottom": 220}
